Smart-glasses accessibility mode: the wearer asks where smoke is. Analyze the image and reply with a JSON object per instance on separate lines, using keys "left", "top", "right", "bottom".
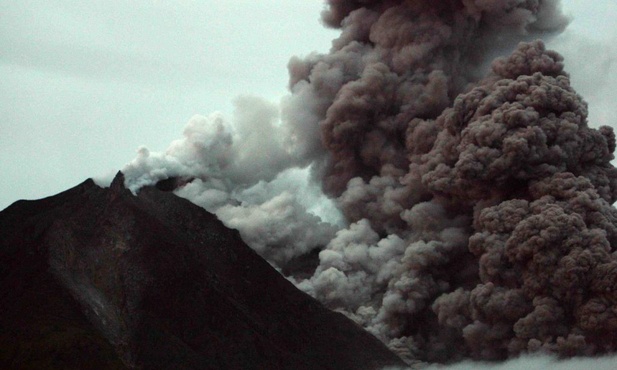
{"left": 122, "top": 0, "right": 617, "bottom": 366}
{"left": 383, "top": 354, "right": 617, "bottom": 370}
{"left": 123, "top": 95, "right": 340, "bottom": 266}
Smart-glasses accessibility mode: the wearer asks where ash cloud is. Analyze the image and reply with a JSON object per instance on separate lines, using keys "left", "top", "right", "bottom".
{"left": 123, "top": 96, "right": 339, "bottom": 266}
{"left": 123, "top": 0, "right": 617, "bottom": 366}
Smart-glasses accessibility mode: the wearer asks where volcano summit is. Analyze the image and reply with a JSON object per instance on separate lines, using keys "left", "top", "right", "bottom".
{"left": 0, "top": 172, "right": 404, "bottom": 369}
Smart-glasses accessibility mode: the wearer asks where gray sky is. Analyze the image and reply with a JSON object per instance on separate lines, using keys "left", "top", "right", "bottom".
{"left": 1, "top": 0, "right": 616, "bottom": 210}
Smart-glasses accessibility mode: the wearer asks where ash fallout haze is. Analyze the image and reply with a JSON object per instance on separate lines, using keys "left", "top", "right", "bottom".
{"left": 3, "top": 0, "right": 617, "bottom": 368}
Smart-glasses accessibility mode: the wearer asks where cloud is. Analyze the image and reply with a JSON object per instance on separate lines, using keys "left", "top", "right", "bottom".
{"left": 121, "top": 0, "right": 617, "bottom": 366}
{"left": 423, "top": 354, "right": 617, "bottom": 370}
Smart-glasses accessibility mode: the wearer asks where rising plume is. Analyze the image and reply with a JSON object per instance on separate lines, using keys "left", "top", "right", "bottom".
{"left": 123, "top": 0, "right": 617, "bottom": 365}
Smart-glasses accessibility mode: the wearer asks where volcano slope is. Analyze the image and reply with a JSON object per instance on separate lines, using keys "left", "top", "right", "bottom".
{"left": 0, "top": 172, "right": 404, "bottom": 369}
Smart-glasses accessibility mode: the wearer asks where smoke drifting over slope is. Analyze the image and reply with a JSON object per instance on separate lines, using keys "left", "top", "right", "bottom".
{"left": 123, "top": 0, "right": 617, "bottom": 365}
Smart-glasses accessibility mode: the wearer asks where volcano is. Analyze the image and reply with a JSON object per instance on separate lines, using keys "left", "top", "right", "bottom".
{"left": 0, "top": 172, "right": 405, "bottom": 369}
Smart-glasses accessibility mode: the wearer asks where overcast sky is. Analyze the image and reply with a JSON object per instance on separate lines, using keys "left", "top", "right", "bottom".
{"left": 1, "top": 0, "right": 616, "bottom": 210}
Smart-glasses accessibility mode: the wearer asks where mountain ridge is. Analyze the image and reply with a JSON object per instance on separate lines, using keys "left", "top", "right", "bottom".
{"left": 0, "top": 172, "right": 405, "bottom": 369}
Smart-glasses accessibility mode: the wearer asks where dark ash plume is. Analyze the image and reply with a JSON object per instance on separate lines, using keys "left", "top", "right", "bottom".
{"left": 291, "top": 0, "right": 617, "bottom": 363}
{"left": 123, "top": 0, "right": 617, "bottom": 365}
{"left": 289, "top": 0, "right": 569, "bottom": 200}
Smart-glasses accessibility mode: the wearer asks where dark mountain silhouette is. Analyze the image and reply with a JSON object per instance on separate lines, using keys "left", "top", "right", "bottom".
{"left": 0, "top": 172, "right": 404, "bottom": 369}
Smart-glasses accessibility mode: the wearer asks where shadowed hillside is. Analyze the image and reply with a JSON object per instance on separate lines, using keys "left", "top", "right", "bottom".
{"left": 0, "top": 172, "right": 404, "bottom": 369}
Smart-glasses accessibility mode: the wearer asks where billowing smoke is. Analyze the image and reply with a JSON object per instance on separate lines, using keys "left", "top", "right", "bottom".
{"left": 122, "top": 0, "right": 617, "bottom": 366}
{"left": 123, "top": 95, "right": 340, "bottom": 266}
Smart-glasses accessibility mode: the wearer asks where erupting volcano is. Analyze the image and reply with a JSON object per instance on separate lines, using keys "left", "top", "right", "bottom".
{"left": 3, "top": 0, "right": 617, "bottom": 368}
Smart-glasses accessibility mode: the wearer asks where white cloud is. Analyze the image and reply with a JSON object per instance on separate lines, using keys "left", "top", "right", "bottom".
{"left": 420, "top": 355, "right": 617, "bottom": 370}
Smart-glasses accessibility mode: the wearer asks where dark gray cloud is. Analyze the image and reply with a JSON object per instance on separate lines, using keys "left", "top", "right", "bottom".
{"left": 124, "top": 0, "right": 617, "bottom": 365}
